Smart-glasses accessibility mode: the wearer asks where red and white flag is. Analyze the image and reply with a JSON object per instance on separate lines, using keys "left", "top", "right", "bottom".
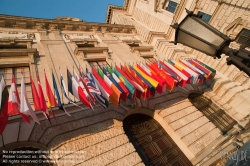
{"left": 37, "top": 74, "right": 51, "bottom": 123}
{"left": 20, "top": 75, "right": 40, "bottom": 124}
{"left": 8, "top": 75, "right": 30, "bottom": 123}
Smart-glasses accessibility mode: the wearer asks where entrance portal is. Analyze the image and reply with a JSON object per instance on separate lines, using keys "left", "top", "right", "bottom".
{"left": 123, "top": 114, "right": 192, "bottom": 166}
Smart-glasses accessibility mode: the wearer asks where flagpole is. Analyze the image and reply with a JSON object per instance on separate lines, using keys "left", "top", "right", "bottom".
{"left": 59, "top": 66, "right": 64, "bottom": 105}
{"left": 1, "top": 134, "right": 4, "bottom": 147}
{"left": 17, "top": 121, "right": 21, "bottom": 143}
{"left": 73, "top": 65, "right": 75, "bottom": 102}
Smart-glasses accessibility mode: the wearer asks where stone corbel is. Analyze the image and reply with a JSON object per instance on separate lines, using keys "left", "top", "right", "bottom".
{"left": 35, "top": 23, "right": 46, "bottom": 30}
{"left": 78, "top": 25, "right": 87, "bottom": 31}
{"left": 27, "top": 33, "right": 35, "bottom": 40}
{"left": 64, "top": 24, "right": 73, "bottom": 31}
{"left": 49, "top": 24, "right": 58, "bottom": 31}
{"left": 16, "top": 21, "right": 27, "bottom": 29}
{"left": 122, "top": 28, "right": 128, "bottom": 33}
{"left": 111, "top": 27, "right": 119, "bottom": 32}
{"left": 91, "top": 26, "right": 98, "bottom": 34}
{"left": 28, "top": 53, "right": 35, "bottom": 64}
{"left": 0, "top": 19, "right": 6, "bottom": 27}
{"left": 101, "top": 27, "right": 107, "bottom": 34}
{"left": 132, "top": 29, "right": 137, "bottom": 34}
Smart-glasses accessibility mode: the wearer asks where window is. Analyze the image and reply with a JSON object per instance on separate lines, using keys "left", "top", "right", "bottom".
{"left": 164, "top": 0, "right": 178, "bottom": 13}
{"left": 0, "top": 67, "right": 32, "bottom": 108}
{"left": 189, "top": 93, "right": 237, "bottom": 135}
{"left": 235, "top": 28, "right": 250, "bottom": 47}
{"left": 198, "top": 11, "right": 212, "bottom": 22}
{"left": 88, "top": 61, "right": 110, "bottom": 69}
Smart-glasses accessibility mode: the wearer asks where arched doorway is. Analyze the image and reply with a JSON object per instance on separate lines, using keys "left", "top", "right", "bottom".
{"left": 123, "top": 114, "right": 192, "bottom": 166}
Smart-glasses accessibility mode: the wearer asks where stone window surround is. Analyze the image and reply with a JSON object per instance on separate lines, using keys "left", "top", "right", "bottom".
{"left": 73, "top": 38, "right": 109, "bottom": 61}
{"left": 163, "top": 0, "right": 180, "bottom": 14}
{"left": 0, "top": 38, "right": 39, "bottom": 80}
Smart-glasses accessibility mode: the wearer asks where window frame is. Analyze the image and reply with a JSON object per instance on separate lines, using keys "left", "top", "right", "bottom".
{"left": 163, "top": 0, "right": 179, "bottom": 13}
{"left": 235, "top": 28, "right": 250, "bottom": 47}
{"left": 197, "top": 11, "right": 212, "bottom": 23}
{"left": 88, "top": 60, "right": 110, "bottom": 70}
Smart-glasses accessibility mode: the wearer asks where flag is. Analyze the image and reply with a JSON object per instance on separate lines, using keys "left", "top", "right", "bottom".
{"left": 8, "top": 75, "right": 30, "bottom": 124}
{"left": 0, "top": 76, "right": 9, "bottom": 134}
{"left": 20, "top": 75, "right": 40, "bottom": 124}
{"left": 60, "top": 71, "right": 73, "bottom": 103}
{"left": 122, "top": 65, "right": 148, "bottom": 100}
{"left": 138, "top": 63, "right": 163, "bottom": 94}
{"left": 114, "top": 66, "right": 135, "bottom": 100}
{"left": 148, "top": 62, "right": 175, "bottom": 92}
{"left": 86, "top": 68, "right": 109, "bottom": 108}
{"left": 45, "top": 73, "right": 57, "bottom": 119}
{"left": 120, "top": 65, "right": 144, "bottom": 99}
{"left": 37, "top": 74, "right": 51, "bottom": 123}
{"left": 107, "top": 66, "right": 129, "bottom": 102}
{"left": 30, "top": 76, "right": 41, "bottom": 111}
{"left": 97, "top": 68, "right": 120, "bottom": 107}
{"left": 92, "top": 67, "right": 112, "bottom": 101}
{"left": 129, "top": 65, "right": 155, "bottom": 97}
{"left": 67, "top": 69, "right": 92, "bottom": 109}
{"left": 133, "top": 64, "right": 159, "bottom": 89}
{"left": 74, "top": 68, "right": 95, "bottom": 104}
{"left": 52, "top": 72, "right": 70, "bottom": 116}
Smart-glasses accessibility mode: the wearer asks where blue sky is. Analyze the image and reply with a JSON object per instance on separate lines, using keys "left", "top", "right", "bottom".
{"left": 0, "top": 0, "right": 124, "bottom": 23}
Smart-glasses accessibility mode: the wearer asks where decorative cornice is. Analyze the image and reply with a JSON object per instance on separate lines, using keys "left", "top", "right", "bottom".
{"left": 74, "top": 47, "right": 108, "bottom": 55}
{"left": 105, "top": 0, "right": 130, "bottom": 24}
{"left": 0, "top": 14, "right": 136, "bottom": 34}
{"left": 130, "top": 46, "right": 153, "bottom": 53}
{"left": 0, "top": 48, "right": 38, "bottom": 57}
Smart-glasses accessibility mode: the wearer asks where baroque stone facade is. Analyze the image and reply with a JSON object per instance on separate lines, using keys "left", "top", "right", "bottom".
{"left": 1, "top": 0, "right": 250, "bottom": 165}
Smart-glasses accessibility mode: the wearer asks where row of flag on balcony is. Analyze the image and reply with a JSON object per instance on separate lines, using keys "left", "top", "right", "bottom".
{"left": 0, "top": 59, "right": 216, "bottom": 134}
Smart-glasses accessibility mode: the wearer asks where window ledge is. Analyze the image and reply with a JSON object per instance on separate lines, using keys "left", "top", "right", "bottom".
{"left": 74, "top": 47, "right": 108, "bottom": 54}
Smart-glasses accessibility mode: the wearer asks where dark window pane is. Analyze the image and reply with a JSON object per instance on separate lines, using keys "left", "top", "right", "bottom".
{"left": 198, "top": 11, "right": 212, "bottom": 22}
{"left": 170, "top": 1, "right": 177, "bottom": 7}
{"left": 236, "top": 28, "right": 250, "bottom": 47}
{"left": 169, "top": 7, "right": 176, "bottom": 13}
{"left": 165, "top": 1, "right": 178, "bottom": 13}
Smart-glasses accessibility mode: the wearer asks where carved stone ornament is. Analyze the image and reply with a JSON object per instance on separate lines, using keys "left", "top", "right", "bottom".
{"left": 27, "top": 33, "right": 35, "bottom": 39}
{"left": 155, "top": 0, "right": 165, "bottom": 11}
{"left": 49, "top": 24, "right": 58, "bottom": 30}
{"left": 64, "top": 33, "right": 92, "bottom": 40}
{"left": 35, "top": 23, "right": 46, "bottom": 30}
{"left": 55, "top": 16, "right": 83, "bottom": 22}
{"left": 0, "top": 31, "right": 27, "bottom": 39}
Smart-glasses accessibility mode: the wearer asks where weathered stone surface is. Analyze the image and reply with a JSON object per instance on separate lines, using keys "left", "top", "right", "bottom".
{"left": 175, "top": 116, "right": 210, "bottom": 138}
{"left": 188, "top": 128, "right": 221, "bottom": 155}
{"left": 182, "top": 122, "right": 218, "bottom": 147}
{"left": 164, "top": 106, "right": 197, "bottom": 124}
{"left": 150, "top": 91, "right": 187, "bottom": 110}
{"left": 169, "top": 111, "right": 203, "bottom": 131}
{"left": 77, "top": 143, "right": 136, "bottom": 166}
{"left": 49, "top": 121, "right": 123, "bottom": 149}
{"left": 108, "top": 152, "right": 142, "bottom": 166}
{"left": 159, "top": 100, "right": 192, "bottom": 117}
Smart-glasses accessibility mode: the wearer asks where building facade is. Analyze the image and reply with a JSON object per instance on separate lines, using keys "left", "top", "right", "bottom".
{"left": 0, "top": 0, "right": 250, "bottom": 165}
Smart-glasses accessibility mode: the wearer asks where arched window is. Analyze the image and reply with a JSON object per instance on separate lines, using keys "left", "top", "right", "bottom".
{"left": 188, "top": 93, "right": 237, "bottom": 135}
